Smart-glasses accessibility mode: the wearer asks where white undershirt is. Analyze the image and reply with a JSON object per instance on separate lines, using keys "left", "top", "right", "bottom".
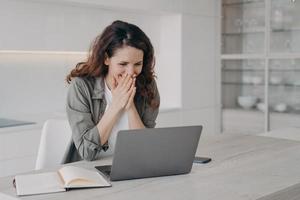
{"left": 101, "top": 80, "right": 129, "bottom": 157}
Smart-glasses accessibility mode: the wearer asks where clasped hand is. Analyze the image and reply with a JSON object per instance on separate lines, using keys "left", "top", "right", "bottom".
{"left": 110, "top": 73, "right": 136, "bottom": 112}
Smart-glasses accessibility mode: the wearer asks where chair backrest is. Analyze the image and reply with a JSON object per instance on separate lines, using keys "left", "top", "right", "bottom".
{"left": 35, "top": 119, "right": 72, "bottom": 170}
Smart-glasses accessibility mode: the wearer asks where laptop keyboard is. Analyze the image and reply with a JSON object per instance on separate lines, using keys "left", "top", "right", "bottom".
{"left": 95, "top": 165, "right": 112, "bottom": 177}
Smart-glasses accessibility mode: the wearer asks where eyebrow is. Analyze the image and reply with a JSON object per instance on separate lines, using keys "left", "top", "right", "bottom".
{"left": 119, "top": 61, "right": 143, "bottom": 64}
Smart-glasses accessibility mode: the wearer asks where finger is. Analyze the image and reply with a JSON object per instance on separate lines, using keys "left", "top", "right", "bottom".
{"left": 122, "top": 73, "right": 132, "bottom": 88}
{"left": 127, "top": 77, "right": 136, "bottom": 91}
{"left": 111, "top": 77, "right": 117, "bottom": 90}
{"left": 125, "top": 77, "right": 133, "bottom": 91}
{"left": 118, "top": 73, "right": 131, "bottom": 91}
{"left": 122, "top": 88, "right": 132, "bottom": 108}
{"left": 127, "top": 80, "right": 135, "bottom": 97}
{"left": 118, "top": 73, "right": 128, "bottom": 86}
{"left": 115, "top": 75, "right": 121, "bottom": 86}
{"left": 130, "top": 86, "right": 136, "bottom": 101}
{"left": 126, "top": 87, "right": 136, "bottom": 110}
{"left": 118, "top": 74, "right": 124, "bottom": 82}
{"left": 124, "top": 82, "right": 134, "bottom": 100}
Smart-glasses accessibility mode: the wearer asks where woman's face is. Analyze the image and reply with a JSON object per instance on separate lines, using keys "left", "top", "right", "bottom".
{"left": 105, "top": 45, "right": 144, "bottom": 82}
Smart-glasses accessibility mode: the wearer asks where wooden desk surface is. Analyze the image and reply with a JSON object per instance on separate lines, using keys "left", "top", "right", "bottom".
{"left": 1, "top": 133, "right": 300, "bottom": 200}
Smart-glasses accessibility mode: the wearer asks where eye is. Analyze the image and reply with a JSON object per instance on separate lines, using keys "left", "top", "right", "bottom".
{"left": 119, "top": 63, "right": 127, "bottom": 66}
{"left": 135, "top": 63, "right": 142, "bottom": 67}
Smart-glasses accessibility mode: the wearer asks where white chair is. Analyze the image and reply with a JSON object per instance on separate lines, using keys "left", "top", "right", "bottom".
{"left": 35, "top": 119, "right": 72, "bottom": 170}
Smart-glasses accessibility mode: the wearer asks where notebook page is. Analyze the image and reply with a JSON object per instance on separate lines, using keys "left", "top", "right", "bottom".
{"left": 58, "top": 166, "right": 111, "bottom": 187}
{"left": 15, "top": 172, "right": 65, "bottom": 196}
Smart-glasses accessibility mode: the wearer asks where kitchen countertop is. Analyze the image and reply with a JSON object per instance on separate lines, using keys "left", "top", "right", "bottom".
{"left": 259, "top": 127, "right": 300, "bottom": 141}
{"left": 0, "top": 112, "right": 67, "bottom": 135}
{"left": 0, "top": 106, "right": 181, "bottom": 135}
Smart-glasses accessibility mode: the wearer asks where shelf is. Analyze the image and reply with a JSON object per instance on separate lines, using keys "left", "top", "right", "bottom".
{"left": 222, "top": 0, "right": 264, "bottom": 6}
{"left": 222, "top": 82, "right": 263, "bottom": 85}
{"left": 223, "top": 26, "right": 300, "bottom": 36}
{"left": 223, "top": 107, "right": 300, "bottom": 115}
{"left": 222, "top": 68, "right": 264, "bottom": 71}
{"left": 271, "top": 27, "right": 300, "bottom": 33}
{"left": 222, "top": 82, "right": 300, "bottom": 87}
{"left": 222, "top": 108, "right": 262, "bottom": 113}
{"left": 221, "top": 54, "right": 265, "bottom": 59}
{"left": 270, "top": 110, "right": 300, "bottom": 115}
{"left": 268, "top": 53, "right": 300, "bottom": 59}
{"left": 222, "top": 68, "right": 300, "bottom": 72}
{"left": 222, "top": 28, "right": 265, "bottom": 35}
{"left": 221, "top": 53, "right": 300, "bottom": 60}
{"left": 223, "top": 108, "right": 300, "bottom": 116}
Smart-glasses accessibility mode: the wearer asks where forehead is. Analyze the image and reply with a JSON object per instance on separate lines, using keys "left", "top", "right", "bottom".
{"left": 112, "top": 46, "right": 143, "bottom": 61}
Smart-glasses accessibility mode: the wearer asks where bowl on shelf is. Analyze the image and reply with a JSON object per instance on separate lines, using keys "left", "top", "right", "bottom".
{"left": 256, "top": 102, "right": 266, "bottom": 112}
{"left": 273, "top": 103, "right": 287, "bottom": 112}
{"left": 291, "top": 104, "right": 300, "bottom": 112}
{"left": 270, "top": 76, "right": 283, "bottom": 85}
{"left": 237, "top": 96, "right": 258, "bottom": 109}
{"left": 242, "top": 76, "right": 253, "bottom": 84}
{"left": 252, "top": 76, "right": 263, "bottom": 85}
{"left": 292, "top": 80, "right": 300, "bottom": 86}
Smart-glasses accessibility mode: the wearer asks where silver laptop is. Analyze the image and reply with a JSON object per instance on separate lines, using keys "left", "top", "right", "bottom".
{"left": 95, "top": 125, "right": 202, "bottom": 181}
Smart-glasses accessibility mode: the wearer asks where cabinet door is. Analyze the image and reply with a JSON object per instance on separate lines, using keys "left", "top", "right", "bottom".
{"left": 222, "top": 59, "right": 265, "bottom": 134}
{"left": 222, "top": 0, "right": 265, "bottom": 54}
{"left": 270, "top": 0, "right": 300, "bottom": 53}
{"left": 0, "top": 129, "right": 41, "bottom": 177}
{"left": 269, "top": 59, "right": 300, "bottom": 130}
{"left": 269, "top": 0, "right": 300, "bottom": 130}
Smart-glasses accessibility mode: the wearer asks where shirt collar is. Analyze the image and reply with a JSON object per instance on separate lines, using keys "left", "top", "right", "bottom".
{"left": 92, "top": 76, "right": 105, "bottom": 99}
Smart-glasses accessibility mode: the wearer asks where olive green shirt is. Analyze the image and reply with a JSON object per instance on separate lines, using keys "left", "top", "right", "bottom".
{"left": 62, "top": 76, "right": 160, "bottom": 164}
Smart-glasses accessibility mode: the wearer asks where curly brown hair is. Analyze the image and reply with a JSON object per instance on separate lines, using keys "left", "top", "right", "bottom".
{"left": 66, "top": 20, "right": 159, "bottom": 109}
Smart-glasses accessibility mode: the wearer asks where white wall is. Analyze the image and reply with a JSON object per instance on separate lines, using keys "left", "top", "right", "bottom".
{"left": 156, "top": 1, "right": 222, "bottom": 136}
{"left": 156, "top": 15, "right": 182, "bottom": 109}
{"left": 0, "top": 0, "right": 182, "bottom": 117}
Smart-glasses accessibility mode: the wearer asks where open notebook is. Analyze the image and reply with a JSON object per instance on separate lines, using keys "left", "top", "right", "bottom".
{"left": 14, "top": 166, "right": 111, "bottom": 196}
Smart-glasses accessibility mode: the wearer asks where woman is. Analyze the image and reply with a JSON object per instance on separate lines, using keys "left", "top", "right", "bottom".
{"left": 63, "top": 20, "right": 160, "bottom": 163}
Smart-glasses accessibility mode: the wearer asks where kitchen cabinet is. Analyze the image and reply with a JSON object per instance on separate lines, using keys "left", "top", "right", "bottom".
{"left": 0, "top": 128, "right": 41, "bottom": 177}
{"left": 221, "top": 0, "right": 300, "bottom": 134}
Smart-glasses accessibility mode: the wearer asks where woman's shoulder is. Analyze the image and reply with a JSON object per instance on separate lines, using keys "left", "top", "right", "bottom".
{"left": 70, "top": 76, "right": 91, "bottom": 85}
{"left": 150, "top": 78, "right": 158, "bottom": 87}
{"left": 69, "top": 76, "right": 105, "bottom": 98}
{"left": 70, "top": 76, "right": 97, "bottom": 89}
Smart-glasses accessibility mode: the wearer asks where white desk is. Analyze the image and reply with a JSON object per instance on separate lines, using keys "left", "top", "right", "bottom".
{"left": 1, "top": 133, "right": 300, "bottom": 200}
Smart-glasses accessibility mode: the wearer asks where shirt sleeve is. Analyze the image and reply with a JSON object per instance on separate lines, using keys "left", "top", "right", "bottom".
{"left": 142, "top": 80, "right": 160, "bottom": 128}
{"left": 66, "top": 78, "right": 106, "bottom": 161}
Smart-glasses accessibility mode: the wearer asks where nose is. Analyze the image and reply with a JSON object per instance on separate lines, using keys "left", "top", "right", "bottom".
{"left": 126, "top": 65, "right": 135, "bottom": 76}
